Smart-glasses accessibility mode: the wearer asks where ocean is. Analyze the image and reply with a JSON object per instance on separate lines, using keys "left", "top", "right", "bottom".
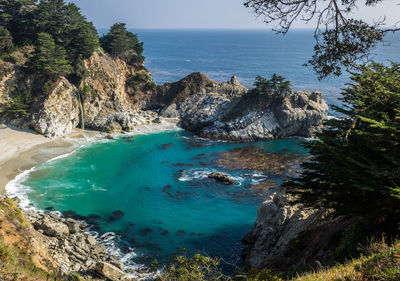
{"left": 8, "top": 30, "right": 400, "bottom": 271}
{"left": 136, "top": 29, "right": 400, "bottom": 106}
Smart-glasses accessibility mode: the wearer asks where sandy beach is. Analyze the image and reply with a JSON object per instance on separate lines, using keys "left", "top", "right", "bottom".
{"left": 0, "top": 125, "right": 86, "bottom": 194}
{"left": 0, "top": 120, "right": 180, "bottom": 195}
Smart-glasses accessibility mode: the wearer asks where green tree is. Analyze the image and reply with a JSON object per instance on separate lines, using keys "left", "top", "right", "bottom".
{"left": 0, "top": 0, "right": 36, "bottom": 45}
{"left": 244, "top": 0, "right": 399, "bottom": 79}
{"left": 100, "top": 23, "right": 144, "bottom": 64}
{"left": 29, "top": 32, "right": 73, "bottom": 77}
{"left": 0, "top": 26, "right": 13, "bottom": 55}
{"left": 285, "top": 62, "right": 400, "bottom": 232}
{"left": 252, "top": 74, "right": 292, "bottom": 95}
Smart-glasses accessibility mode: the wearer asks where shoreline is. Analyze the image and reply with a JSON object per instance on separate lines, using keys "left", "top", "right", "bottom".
{"left": 0, "top": 126, "right": 94, "bottom": 195}
{"left": 0, "top": 119, "right": 180, "bottom": 196}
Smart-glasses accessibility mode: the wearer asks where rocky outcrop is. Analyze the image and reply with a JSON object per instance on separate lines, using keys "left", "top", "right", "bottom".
{"left": 1, "top": 52, "right": 328, "bottom": 140}
{"left": 242, "top": 191, "right": 357, "bottom": 271}
{"left": 81, "top": 50, "right": 155, "bottom": 133}
{"left": 0, "top": 49, "right": 157, "bottom": 137}
{"left": 25, "top": 209, "right": 135, "bottom": 280}
{"left": 30, "top": 78, "right": 80, "bottom": 138}
{"left": 152, "top": 73, "right": 328, "bottom": 141}
{"left": 208, "top": 172, "right": 236, "bottom": 185}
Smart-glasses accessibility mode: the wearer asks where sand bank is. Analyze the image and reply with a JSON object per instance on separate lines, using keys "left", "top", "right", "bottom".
{"left": 0, "top": 126, "right": 88, "bottom": 194}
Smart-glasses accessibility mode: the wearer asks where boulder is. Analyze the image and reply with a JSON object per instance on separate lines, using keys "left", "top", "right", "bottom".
{"left": 65, "top": 218, "right": 80, "bottom": 234}
{"left": 95, "top": 262, "right": 125, "bottom": 281}
{"left": 208, "top": 172, "right": 235, "bottom": 185}
{"left": 40, "top": 217, "right": 69, "bottom": 238}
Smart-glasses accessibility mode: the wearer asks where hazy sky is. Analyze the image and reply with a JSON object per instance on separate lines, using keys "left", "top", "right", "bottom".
{"left": 68, "top": 0, "right": 400, "bottom": 30}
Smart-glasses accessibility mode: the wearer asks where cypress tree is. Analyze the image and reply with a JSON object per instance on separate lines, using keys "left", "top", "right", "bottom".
{"left": 29, "top": 32, "right": 73, "bottom": 77}
{"left": 285, "top": 62, "right": 400, "bottom": 232}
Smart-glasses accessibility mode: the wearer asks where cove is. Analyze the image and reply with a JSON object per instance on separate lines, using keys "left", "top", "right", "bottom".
{"left": 14, "top": 130, "right": 308, "bottom": 269}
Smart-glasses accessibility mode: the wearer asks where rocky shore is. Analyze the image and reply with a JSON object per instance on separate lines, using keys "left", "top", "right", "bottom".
{"left": 21, "top": 203, "right": 152, "bottom": 281}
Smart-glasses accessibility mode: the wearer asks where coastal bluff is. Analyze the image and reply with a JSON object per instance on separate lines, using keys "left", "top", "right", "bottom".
{"left": 151, "top": 72, "right": 328, "bottom": 141}
{"left": 0, "top": 51, "right": 328, "bottom": 140}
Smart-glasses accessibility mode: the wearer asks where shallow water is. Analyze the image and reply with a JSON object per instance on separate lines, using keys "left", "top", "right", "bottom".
{"left": 11, "top": 130, "right": 307, "bottom": 269}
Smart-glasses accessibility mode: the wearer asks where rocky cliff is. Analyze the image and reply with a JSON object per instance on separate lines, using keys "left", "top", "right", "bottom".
{"left": 0, "top": 48, "right": 157, "bottom": 137}
{"left": 1, "top": 52, "right": 328, "bottom": 140}
{"left": 151, "top": 73, "right": 329, "bottom": 141}
{"left": 242, "top": 191, "right": 357, "bottom": 271}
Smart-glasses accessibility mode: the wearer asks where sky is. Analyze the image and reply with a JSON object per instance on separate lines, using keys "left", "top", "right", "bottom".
{"left": 68, "top": 0, "right": 400, "bottom": 30}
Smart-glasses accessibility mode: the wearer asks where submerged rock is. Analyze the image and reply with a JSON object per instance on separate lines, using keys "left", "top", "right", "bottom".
{"left": 208, "top": 172, "right": 236, "bottom": 185}
{"left": 216, "top": 146, "right": 306, "bottom": 176}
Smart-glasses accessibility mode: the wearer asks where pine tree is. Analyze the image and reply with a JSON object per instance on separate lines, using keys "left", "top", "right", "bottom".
{"left": 285, "top": 62, "right": 400, "bottom": 232}
{"left": 100, "top": 23, "right": 144, "bottom": 65}
{"left": 29, "top": 32, "right": 73, "bottom": 77}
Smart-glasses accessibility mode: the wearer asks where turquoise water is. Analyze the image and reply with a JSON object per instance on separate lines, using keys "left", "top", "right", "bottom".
{"left": 16, "top": 130, "right": 307, "bottom": 268}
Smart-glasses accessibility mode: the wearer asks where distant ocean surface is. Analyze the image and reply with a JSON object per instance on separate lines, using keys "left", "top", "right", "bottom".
{"left": 131, "top": 29, "right": 400, "bottom": 106}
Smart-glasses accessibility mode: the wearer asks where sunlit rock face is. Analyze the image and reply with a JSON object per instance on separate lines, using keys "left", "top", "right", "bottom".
{"left": 154, "top": 72, "right": 329, "bottom": 141}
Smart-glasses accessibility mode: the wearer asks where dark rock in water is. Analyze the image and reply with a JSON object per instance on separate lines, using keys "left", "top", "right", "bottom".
{"left": 161, "top": 230, "right": 169, "bottom": 235}
{"left": 140, "top": 228, "right": 153, "bottom": 236}
{"left": 172, "top": 162, "right": 193, "bottom": 167}
{"left": 162, "top": 185, "right": 172, "bottom": 193}
{"left": 105, "top": 134, "right": 114, "bottom": 140}
{"left": 160, "top": 143, "right": 174, "bottom": 149}
{"left": 112, "top": 210, "right": 124, "bottom": 217}
{"left": 145, "top": 186, "right": 151, "bottom": 190}
{"left": 176, "top": 230, "right": 185, "bottom": 236}
{"left": 208, "top": 172, "right": 236, "bottom": 185}
{"left": 45, "top": 206, "right": 54, "bottom": 211}
{"left": 216, "top": 146, "right": 307, "bottom": 176}
{"left": 109, "top": 210, "right": 124, "bottom": 222}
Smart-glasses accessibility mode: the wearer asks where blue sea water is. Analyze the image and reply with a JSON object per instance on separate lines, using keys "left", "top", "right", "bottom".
{"left": 13, "top": 131, "right": 307, "bottom": 269}
{"left": 11, "top": 30, "right": 400, "bottom": 270}
{"left": 135, "top": 29, "right": 400, "bottom": 106}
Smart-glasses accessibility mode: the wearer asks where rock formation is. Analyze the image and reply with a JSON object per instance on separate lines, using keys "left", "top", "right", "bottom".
{"left": 0, "top": 52, "right": 328, "bottom": 140}
{"left": 0, "top": 49, "right": 157, "bottom": 137}
{"left": 151, "top": 72, "right": 329, "bottom": 141}
{"left": 242, "top": 191, "right": 357, "bottom": 271}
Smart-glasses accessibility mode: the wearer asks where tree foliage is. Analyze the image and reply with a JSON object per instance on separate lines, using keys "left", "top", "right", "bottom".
{"left": 0, "top": 26, "right": 13, "bottom": 55}
{"left": 28, "top": 32, "right": 73, "bottom": 77}
{"left": 244, "top": 0, "right": 399, "bottom": 79}
{"left": 100, "top": 23, "right": 144, "bottom": 65}
{"left": 0, "top": 0, "right": 99, "bottom": 78}
{"left": 157, "top": 253, "right": 227, "bottom": 281}
{"left": 252, "top": 74, "right": 292, "bottom": 95}
{"left": 284, "top": 62, "right": 400, "bottom": 230}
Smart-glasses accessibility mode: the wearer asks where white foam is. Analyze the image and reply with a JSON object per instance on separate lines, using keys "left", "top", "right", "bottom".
{"left": 5, "top": 167, "right": 37, "bottom": 209}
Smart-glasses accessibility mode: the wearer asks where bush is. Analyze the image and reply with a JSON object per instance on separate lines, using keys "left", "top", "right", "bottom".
{"left": 6, "top": 90, "right": 33, "bottom": 118}
{"left": 157, "top": 253, "right": 228, "bottom": 281}
{"left": 357, "top": 240, "right": 400, "bottom": 281}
